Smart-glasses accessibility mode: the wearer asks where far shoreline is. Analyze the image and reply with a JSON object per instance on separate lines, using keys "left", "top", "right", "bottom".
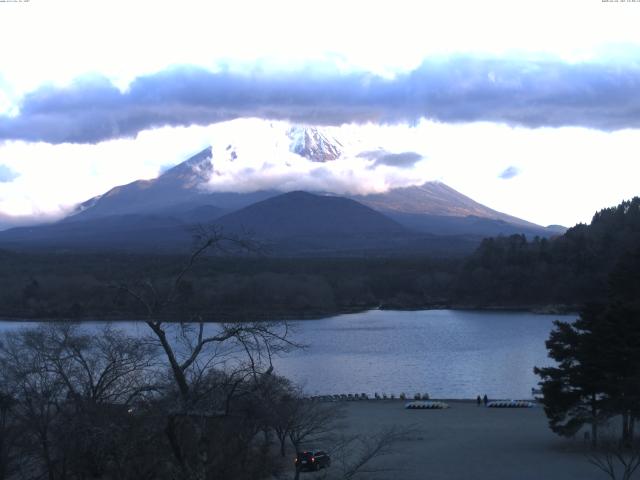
{"left": 0, "top": 304, "right": 579, "bottom": 323}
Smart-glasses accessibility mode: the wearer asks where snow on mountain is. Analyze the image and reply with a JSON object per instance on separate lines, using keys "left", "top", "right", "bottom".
{"left": 204, "top": 120, "right": 347, "bottom": 165}
{"left": 73, "top": 193, "right": 104, "bottom": 215}
{"left": 287, "top": 125, "right": 343, "bottom": 162}
{"left": 198, "top": 119, "right": 406, "bottom": 195}
{"left": 61, "top": 119, "right": 548, "bottom": 236}
{"left": 161, "top": 145, "right": 213, "bottom": 185}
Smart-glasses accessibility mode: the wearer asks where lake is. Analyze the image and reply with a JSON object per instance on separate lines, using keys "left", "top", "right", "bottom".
{"left": 0, "top": 309, "right": 575, "bottom": 399}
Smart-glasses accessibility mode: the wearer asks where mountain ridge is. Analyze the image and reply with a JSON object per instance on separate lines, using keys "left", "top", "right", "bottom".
{"left": 0, "top": 191, "right": 480, "bottom": 256}
{"left": 351, "top": 182, "right": 537, "bottom": 226}
{"left": 66, "top": 146, "right": 214, "bottom": 221}
{"left": 0, "top": 127, "right": 566, "bottom": 254}
{"left": 63, "top": 143, "right": 558, "bottom": 237}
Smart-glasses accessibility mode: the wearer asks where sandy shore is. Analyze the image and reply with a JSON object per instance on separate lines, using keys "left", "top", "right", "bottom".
{"left": 296, "top": 400, "right": 603, "bottom": 480}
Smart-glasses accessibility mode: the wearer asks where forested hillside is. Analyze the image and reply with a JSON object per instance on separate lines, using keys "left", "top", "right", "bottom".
{"left": 455, "top": 197, "right": 640, "bottom": 307}
{"left": 0, "top": 253, "right": 459, "bottom": 320}
{"left": 0, "top": 197, "right": 638, "bottom": 321}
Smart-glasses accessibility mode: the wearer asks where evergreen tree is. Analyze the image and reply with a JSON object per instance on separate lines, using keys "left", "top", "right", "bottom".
{"left": 536, "top": 246, "right": 640, "bottom": 446}
{"left": 534, "top": 304, "right": 610, "bottom": 446}
{"left": 599, "top": 248, "right": 640, "bottom": 445}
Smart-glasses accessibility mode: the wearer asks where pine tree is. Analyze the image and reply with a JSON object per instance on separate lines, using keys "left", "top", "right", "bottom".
{"left": 534, "top": 304, "right": 610, "bottom": 446}
{"left": 599, "top": 248, "right": 640, "bottom": 445}
{"left": 536, "top": 246, "right": 640, "bottom": 446}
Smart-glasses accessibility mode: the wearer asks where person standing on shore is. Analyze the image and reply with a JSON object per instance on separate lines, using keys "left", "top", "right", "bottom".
{"left": 483, "top": 394, "right": 488, "bottom": 406}
{"left": 477, "top": 395, "right": 482, "bottom": 406}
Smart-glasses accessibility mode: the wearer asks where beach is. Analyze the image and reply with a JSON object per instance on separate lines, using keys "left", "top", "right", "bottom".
{"left": 296, "top": 400, "right": 603, "bottom": 480}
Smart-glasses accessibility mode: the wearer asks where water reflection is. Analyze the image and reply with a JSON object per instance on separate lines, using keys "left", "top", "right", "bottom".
{"left": 273, "top": 309, "right": 574, "bottom": 399}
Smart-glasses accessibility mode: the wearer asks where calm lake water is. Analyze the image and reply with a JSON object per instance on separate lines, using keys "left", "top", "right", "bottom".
{"left": 0, "top": 309, "right": 575, "bottom": 399}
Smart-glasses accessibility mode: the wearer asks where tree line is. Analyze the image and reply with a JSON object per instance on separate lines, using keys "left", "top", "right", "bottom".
{"left": 456, "top": 197, "right": 640, "bottom": 308}
{"left": 0, "top": 252, "right": 459, "bottom": 321}
{"left": 1, "top": 197, "right": 639, "bottom": 321}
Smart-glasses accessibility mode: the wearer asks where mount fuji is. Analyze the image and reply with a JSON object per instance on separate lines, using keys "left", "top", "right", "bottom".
{"left": 0, "top": 123, "right": 563, "bottom": 254}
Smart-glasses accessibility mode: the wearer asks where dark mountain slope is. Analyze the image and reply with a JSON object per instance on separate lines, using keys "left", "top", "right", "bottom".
{"left": 67, "top": 147, "right": 215, "bottom": 221}
{"left": 64, "top": 145, "right": 554, "bottom": 239}
{"left": 212, "top": 191, "right": 469, "bottom": 255}
{"left": 0, "top": 214, "right": 194, "bottom": 252}
{"left": 215, "top": 191, "right": 407, "bottom": 238}
{"left": 0, "top": 191, "right": 480, "bottom": 256}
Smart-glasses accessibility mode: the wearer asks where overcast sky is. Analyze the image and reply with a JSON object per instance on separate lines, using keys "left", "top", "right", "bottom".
{"left": 0, "top": 0, "right": 639, "bottom": 227}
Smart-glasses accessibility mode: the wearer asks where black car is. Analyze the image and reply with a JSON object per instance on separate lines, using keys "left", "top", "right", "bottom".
{"left": 295, "top": 449, "right": 331, "bottom": 471}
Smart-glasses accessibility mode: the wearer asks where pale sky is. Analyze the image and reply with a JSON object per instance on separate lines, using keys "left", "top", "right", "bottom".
{"left": 0, "top": 0, "right": 639, "bottom": 228}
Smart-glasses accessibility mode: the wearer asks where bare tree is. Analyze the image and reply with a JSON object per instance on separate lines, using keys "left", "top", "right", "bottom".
{"left": 0, "top": 391, "right": 18, "bottom": 480}
{"left": 34, "top": 323, "right": 158, "bottom": 406}
{"left": 253, "top": 374, "right": 344, "bottom": 461}
{"left": 332, "top": 426, "right": 416, "bottom": 480}
{"left": 260, "top": 376, "right": 298, "bottom": 458}
{"left": 0, "top": 228, "right": 302, "bottom": 480}
{"left": 0, "top": 323, "right": 159, "bottom": 480}
{"left": 0, "top": 327, "right": 70, "bottom": 480}
{"left": 39, "top": 323, "right": 158, "bottom": 478}
{"left": 587, "top": 433, "right": 640, "bottom": 480}
{"left": 285, "top": 399, "right": 344, "bottom": 480}
{"left": 117, "top": 228, "right": 296, "bottom": 404}
{"left": 288, "top": 401, "right": 343, "bottom": 454}
{"left": 289, "top": 425, "right": 416, "bottom": 480}
{"left": 117, "top": 227, "right": 300, "bottom": 479}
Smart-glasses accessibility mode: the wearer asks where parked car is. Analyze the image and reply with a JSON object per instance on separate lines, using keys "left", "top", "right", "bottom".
{"left": 295, "top": 449, "right": 331, "bottom": 471}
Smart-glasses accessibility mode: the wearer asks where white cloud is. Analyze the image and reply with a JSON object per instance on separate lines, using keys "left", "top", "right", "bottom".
{"left": 0, "top": 126, "right": 211, "bottom": 217}
{"left": 0, "top": 120, "right": 427, "bottom": 218}
{"left": 201, "top": 119, "right": 429, "bottom": 195}
{"left": 1, "top": 119, "right": 638, "bottom": 228}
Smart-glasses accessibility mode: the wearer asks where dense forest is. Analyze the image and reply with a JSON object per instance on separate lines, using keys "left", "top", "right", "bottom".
{"left": 0, "top": 252, "right": 459, "bottom": 320}
{"left": 1, "top": 197, "right": 639, "bottom": 321}
{"left": 455, "top": 197, "right": 640, "bottom": 308}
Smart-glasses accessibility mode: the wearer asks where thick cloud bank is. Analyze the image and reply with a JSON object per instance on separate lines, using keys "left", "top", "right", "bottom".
{"left": 199, "top": 120, "right": 428, "bottom": 196}
{"left": 1, "top": 56, "right": 639, "bottom": 143}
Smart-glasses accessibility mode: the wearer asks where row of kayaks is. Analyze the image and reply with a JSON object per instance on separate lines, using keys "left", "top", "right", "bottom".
{"left": 405, "top": 400, "right": 536, "bottom": 409}
{"left": 405, "top": 401, "right": 450, "bottom": 409}
{"left": 487, "top": 400, "right": 535, "bottom": 408}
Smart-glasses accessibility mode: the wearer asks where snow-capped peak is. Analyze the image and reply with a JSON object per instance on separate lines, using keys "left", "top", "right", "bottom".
{"left": 287, "top": 126, "right": 343, "bottom": 162}
{"left": 163, "top": 146, "right": 213, "bottom": 183}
